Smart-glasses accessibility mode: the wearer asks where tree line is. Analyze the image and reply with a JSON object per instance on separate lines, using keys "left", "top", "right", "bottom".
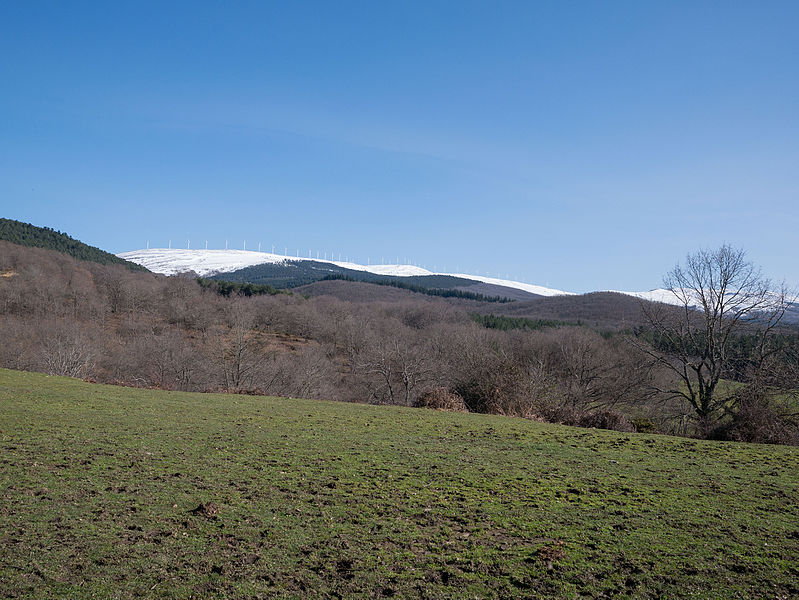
{"left": 471, "top": 313, "right": 571, "bottom": 331}
{"left": 196, "top": 277, "right": 288, "bottom": 298}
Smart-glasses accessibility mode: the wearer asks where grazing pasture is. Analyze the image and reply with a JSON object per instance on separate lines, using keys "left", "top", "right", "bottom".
{"left": 0, "top": 369, "right": 797, "bottom": 598}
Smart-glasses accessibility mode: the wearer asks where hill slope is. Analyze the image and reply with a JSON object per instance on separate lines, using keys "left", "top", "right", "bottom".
{"left": 211, "top": 260, "right": 529, "bottom": 302}
{"left": 1, "top": 369, "right": 797, "bottom": 599}
{"left": 294, "top": 278, "right": 543, "bottom": 303}
{"left": 485, "top": 291, "right": 661, "bottom": 328}
{"left": 0, "top": 218, "right": 148, "bottom": 272}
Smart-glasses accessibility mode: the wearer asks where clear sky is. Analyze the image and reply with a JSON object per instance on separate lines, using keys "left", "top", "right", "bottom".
{"left": 1, "top": 1, "right": 797, "bottom": 292}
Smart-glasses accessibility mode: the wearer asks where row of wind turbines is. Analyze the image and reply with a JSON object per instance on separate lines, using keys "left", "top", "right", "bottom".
{"left": 144, "top": 239, "right": 527, "bottom": 282}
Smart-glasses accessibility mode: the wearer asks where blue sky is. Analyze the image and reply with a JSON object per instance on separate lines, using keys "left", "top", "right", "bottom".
{"left": 1, "top": 1, "right": 797, "bottom": 292}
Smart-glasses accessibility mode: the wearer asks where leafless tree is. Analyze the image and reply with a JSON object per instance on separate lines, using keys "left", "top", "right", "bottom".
{"left": 553, "top": 329, "right": 660, "bottom": 412}
{"left": 144, "top": 329, "right": 204, "bottom": 390}
{"left": 446, "top": 326, "right": 537, "bottom": 416}
{"left": 217, "top": 301, "right": 260, "bottom": 391}
{"left": 639, "top": 245, "right": 790, "bottom": 436}
{"left": 359, "top": 333, "right": 432, "bottom": 406}
{"left": 255, "top": 345, "right": 337, "bottom": 399}
{"left": 39, "top": 320, "right": 96, "bottom": 378}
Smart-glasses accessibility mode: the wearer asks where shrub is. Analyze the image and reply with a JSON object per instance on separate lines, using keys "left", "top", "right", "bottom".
{"left": 711, "top": 386, "right": 799, "bottom": 446}
{"left": 539, "top": 405, "right": 581, "bottom": 426}
{"left": 575, "top": 410, "right": 636, "bottom": 433}
{"left": 413, "top": 388, "right": 468, "bottom": 412}
{"left": 631, "top": 417, "right": 657, "bottom": 434}
{"left": 538, "top": 407, "right": 635, "bottom": 433}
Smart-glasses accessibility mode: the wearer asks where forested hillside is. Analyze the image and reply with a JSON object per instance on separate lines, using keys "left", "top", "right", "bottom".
{"left": 0, "top": 218, "right": 149, "bottom": 271}
{"left": 212, "top": 259, "right": 532, "bottom": 301}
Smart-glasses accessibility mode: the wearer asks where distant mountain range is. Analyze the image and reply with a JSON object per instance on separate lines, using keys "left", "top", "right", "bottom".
{"left": 1, "top": 217, "right": 794, "bottom": 326}
{"left": 117, "top": 248, "right": 799, "bottom": 325}
{"left": 118, "top": 248, "right": 570, "bottom": 298}
{"left": 118, "top": 247, "right": 683, "bottom": 304}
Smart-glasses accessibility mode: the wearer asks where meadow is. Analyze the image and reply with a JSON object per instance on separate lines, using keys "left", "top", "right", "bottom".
{"left": 1, "top": 368, "right": 797, "bottom": 599}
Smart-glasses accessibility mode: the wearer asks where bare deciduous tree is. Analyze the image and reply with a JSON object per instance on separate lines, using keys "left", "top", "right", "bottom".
{"left": 640, "top": 245, "right": 790, "bottom": 436}
{"left": 145, "top": 329, "right": 203, "bottom": 390}
{"left": 360, "top": 334, "right": 432, "bottom": 406}
{"left": 217, "top": 302, "right": 260, "bottom": 391}
{"left": 40, "top": 321, "right": 95, "bottom": 378}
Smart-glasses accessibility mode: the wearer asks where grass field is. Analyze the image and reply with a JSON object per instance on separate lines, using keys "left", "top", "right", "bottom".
{"left": 1, "top": 369, "right": 797, "bottom": 599}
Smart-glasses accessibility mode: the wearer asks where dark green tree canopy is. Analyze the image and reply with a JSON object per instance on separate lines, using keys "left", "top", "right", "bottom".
{"left": 0, "top": 218, "right": 148, "bottom": 272}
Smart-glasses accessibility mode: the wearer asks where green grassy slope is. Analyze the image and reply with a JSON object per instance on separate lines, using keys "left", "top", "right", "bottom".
{"left": 0, "top": 218, "right": 148, "bottom": 271}
{"left": 0, "top": 369, "right": 797, "bottom": 599}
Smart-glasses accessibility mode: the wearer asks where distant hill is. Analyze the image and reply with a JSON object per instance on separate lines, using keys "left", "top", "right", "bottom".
{"left": 215, "top": 259, "right": 476, "bottom": 288}
{"left": 485, "top": 291, "right": 661, "bottom": 328}
{"left": 213, "top": 260, "right": 529, "bottom": 302}
{"left": 232, "top": 263, "right": 677, "bottom": 323}
{"left": 451, "top": 281, "right": 541, "bottom": 301}
{"left": 293, "top": 277, "right": 544, "bottom": 305}
{"left": 0, "top": 218, "right": 149, "bottom": 272}
{"left": 781, "top": 300, "right": 799, "bottom": 326}
{"left": 294, "top": 279, "right": 429, "bottom": 303}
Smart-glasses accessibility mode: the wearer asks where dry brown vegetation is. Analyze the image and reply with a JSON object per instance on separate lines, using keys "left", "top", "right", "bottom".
{"left": 1, "top": 240, "right": 796, "bottom": 442}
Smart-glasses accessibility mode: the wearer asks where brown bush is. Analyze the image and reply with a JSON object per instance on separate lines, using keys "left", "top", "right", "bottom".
{"left": 711, "top": 386, "right": 799, "bottom": 446}
{"left": 542, "top": 407, "right": 636, "bottom": 433}
{"left": 575, "top": 410, "right": 636, "bottom": 433}
{"left": 631, "top": 417, "right": 657, "bottom": 433}
{"left": 413, "top": 388, "right": 468, "bottom": 412}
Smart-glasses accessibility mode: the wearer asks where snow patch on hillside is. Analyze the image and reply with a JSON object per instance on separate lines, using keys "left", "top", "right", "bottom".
{"left": 118, "top": 249, "right": 289, "bottom": 277}
{"left": 449, "top": 274, "right": 575, "bottom": 298}
{"left": 118, "top": 248, "right": 573, "bottom": 297}
{"left": 604, "top": 288, "right": 684, "bottom": 305}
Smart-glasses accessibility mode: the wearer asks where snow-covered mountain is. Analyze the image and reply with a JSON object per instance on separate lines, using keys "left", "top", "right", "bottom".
{"left": 123, "top": 248, "right": 790, "bottom": 312}
{"left": 118, "top": 248, "right": 574, "bottom": 297}
{"left": 119, "top": 249, "right": 309, "bottom": 277}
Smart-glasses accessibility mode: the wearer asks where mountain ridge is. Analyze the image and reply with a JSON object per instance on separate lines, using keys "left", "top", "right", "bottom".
{"left": 118, "top": 247, "right": 574, "bottom": 297}
{"left": 117, "top": 247, "right": 690, "bottom": 305}
{"left": 118, "top": 248, "right": 799, "bottom": 324}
